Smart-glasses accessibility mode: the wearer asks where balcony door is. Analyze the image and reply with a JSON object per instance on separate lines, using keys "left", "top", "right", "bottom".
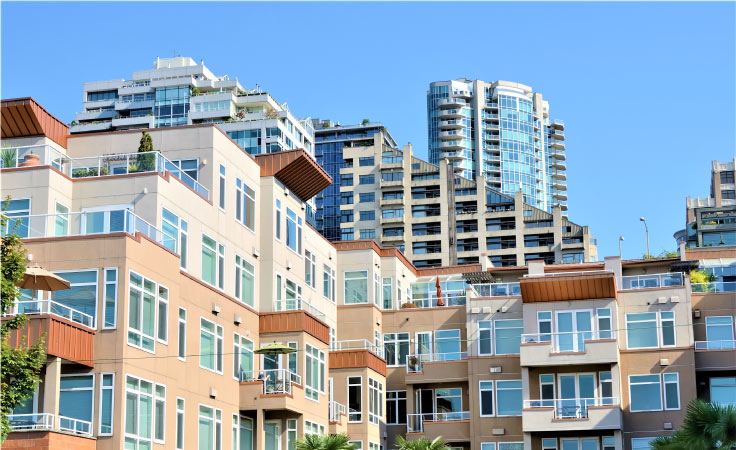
{"left": 416, "top": 388, "right": 434, "bottom": 423}
{"left": 264, "top": 422, "right": 281, "bottom": 450}
{"left": 558, "top": 373, "right": 596, "bottom": 418}
{"left": 561, "top": 439, "right": 599, "bottom": 450}
{"left": 555, "top": 310, "right": 593, "bottom": 352}
{"left": 80, "top": 204, "right": 132, "bottom": 234}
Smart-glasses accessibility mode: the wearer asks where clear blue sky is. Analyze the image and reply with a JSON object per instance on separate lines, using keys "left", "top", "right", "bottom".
{"left": 2, "top": 2, "right": 734, "bottom": 260}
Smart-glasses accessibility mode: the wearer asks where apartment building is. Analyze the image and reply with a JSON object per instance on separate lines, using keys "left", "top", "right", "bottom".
{"left": 335, "top": 130, "right": 596, "bottom": 268}
{"left": 675, "top": 158, "right": 736, "bottom": 249}
{"left": 427, "top": 79, "right": 567, "bottom": 214}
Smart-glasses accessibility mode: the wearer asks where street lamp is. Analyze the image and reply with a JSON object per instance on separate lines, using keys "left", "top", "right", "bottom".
{"left": 640, "top": 217, "right": 650, "bottom": 258}
{"left": 619, "top": 236, "right": 624, "bottom": 258}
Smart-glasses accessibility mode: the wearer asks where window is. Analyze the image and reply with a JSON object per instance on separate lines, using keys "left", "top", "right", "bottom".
{"left": 359, "top": 211, "right": 376, "bottom": 221}
{"left": 600, "top": 372, "right": 613, "bottom": 403}
{"left": 481, "top": 444, "right": 496, "bottom": 450}
{"left": 178, "top": 308, "right": 187, "bottom": 361}
{"left": 382, "top": 278, "right": 393, "bottom": 309}
{"left": 374, "top": 273, "right": 381, "bottom": 307}
{"left": 157, "top": 285, "right": 169, "bottom": 344}
{"left": 368, "top": 378, "right": 383, "bottom": 424}
{"left": 384, "top": 333, "right": 410, "bottom": 366}
{"left": 128, "top": 271, "right": 163, "bottom": 352}
{"left": 235, "top": 178, "right": 256, "bottom": 231}
{"left": 350, "top": 441, "right": 363, "bottom": 450}
{"left": 286, "top": 208, "right": 303, "bottom": 253}
{"left": 3, "top": 198, "right": 30, "bottom": 237}
{"left": 369, "top": 443, "right": 380, "bottom": 450}
{"left": 706, "top": 316, "right": 735, "bottom": 349}
{"left": 661, "top": 311, "right": 675, "bottom": 346}
{"left": 359, "top": 174, "right": 375, "bottom": 185}
{"left": 478, "top": 321, "right": 492, "bottom": 355}
{"left": 323, "top": 265, "right": 336, "bottom": 302}
{"left": 721, "top": 171, "right": 735, "bottom": 184}
{"left": 171, "top": 158, "right": 199, "bottom": 181}
{"left": 359, "top": 193, "right": 375, "bottom": 203}
{"left": 103, "top": 268, "right": 118, "bottom": 329}
{"left": 537, "top": 311, "right": 552, "bottom": 342}
{"left": 663, "top": 373, "right": 680, "bottom": 410}
{"left": 723, "top": 190, "right": 736, "bottom": 200}
{"left": 305, "top": 344, "right": 325, "bottom": 401}
{"left": 382, "top": 208, "right": 404, "bottom": 219}
{"left": 710, "top": 377, "right": 736, "bottom": 405}
{"left": 359, "top": 157, "right": 375, "bottom": 166}
{"left": 344, "top": 270, "right": 368, "bottom": 304}
{"left": 629, "top": 374, "right": 662, "bottom": 412}
{"left": 498, "top": 445, "right": 524, "bottom": 450}
{"left": 304, "top": 421, "right": 325, "bottom": 436}
{"left": 235, "top": 255, "right": 255, "bottom": 307}
{"left": 386, "top": 391, "right": 406, "bottom": 424}
{"left": 631, "top": 438, "right": 656, "bottom": 450}
{"left": 435, "top": 329, "right": 461, "bottom": 360}
{"left": 542, "top": 439, "right": 557, "bottom": 450}
{"left": 99, "top": 373, "right": 114, "bottom": 435}
{"left": 341, "top": 192, "right": 354, "bottom": 205}
{"left": 496, "top": 380, "right": 522, "bottom": 416}
{"left": 51, "top": 270, "right": 98, "bottom": 327}
{"left": 198, "top": 404, "right": 222, "bottom": 450}
{"left": 233, "top": 333, "right": 254, "bottom": 380}
{"left": 360, "top": 229, "right": 376, "bottom": 239}
{"left": 202, "top": 234, "right": 224, "bottom": 289}
{"left": 162, "top": 208, "right": 188, "bottom": 269}
{"left": 305, "top": 251, "right": 316, "bottom": 288}
{"left": 176, "top": 398, "right": 185, "bottom": 449}
{"left": 341, "top": 210, "right": 354, "bottom": 223}
{"left": 540, "top": 374, "right": 555, "bottom": 406}
{"left": 125, "top": 375, "right": 165, "bottom": 449}
{"left": 382, "top": 191, "right": 404, "bottom": 200}
{"left": 341, "top": 174, "right": 353, "bottom": 186}
{"left": 58, "top": 375, "right": 94, "bottom": 434}
{"left": 479, "top": 381, "right": 494, "bottom": 416}
{"left": 200, "top": 318, "right": 224, "bottom": 373}
{"left": 348, "top": 376, "right": 362, "bottom": 422}
{"left": 54, "top": 202, "right": 69, "bottom": 236}
{"left": 598, "top": 308, "right": 612, "bottom": 339}
{"left": 232, "top": 415, "right": 253, "bottom": 450}
{"left": 219, "top": 165, "right": 226, "bottom": 210}
{"left": 435, "top": 388, "right": 462, "bottom": 416}
{"left": 154, "top": 385, "right": 166, "bottom": 443}
{"left": 626, "top": 313, "right": 658, "bottom": 348}
{"left": 494, "top": 320, "right": 523, "bottom": 355}
{"left": 288, "top": 342, "right": 298, "bottom": 374}
{"left": 286, "top": 419, "right": 297, "bottom": 450}
{"left": 275, "top": 199, "right": 282, "bottom": 240}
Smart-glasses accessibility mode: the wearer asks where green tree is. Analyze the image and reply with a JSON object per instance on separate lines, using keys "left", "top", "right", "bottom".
{"left": 395, "top": 436, "right": 449, "bottom": 450}
{"left": 296, "top": 433, "right": 355, "bottom": 450}
{"left": 1, "top": 213, "right": 46, "bottom": 442}
{"left": 362, "top": 118, "right": 370, "bottom": 125}
{"left": 137, "top": 131, "right": 156, "bottom": 171}
{"left": 651, "top": 399, "right": 736, "bottom": 450}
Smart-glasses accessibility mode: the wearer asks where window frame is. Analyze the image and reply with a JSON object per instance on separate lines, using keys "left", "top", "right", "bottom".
{"left": 386, "top": 390, "right": 407, "bottom": 425}
{"left": 629, "top": 374, "right": 664, "bottom": 412}
{"left": 199, "top": 317, "right": 224, "bottom": 374}
{"left": 102, "top": 267, "right": 118, "bottom": 330}
{"left": 235, "top": 178, "right": 256, "bottom": 232}
{"left": 177, "top": 307, "right": 187, "bottom": 361}
{"left": 348, "top": 376, "right": 363, "bottom": 423}
{"left": 663, "top": 372, "right": 680, "bottom": 410}
{"left": 496, "top": 380, "right": 523, "bottom": 416}
{"left": 218, "top": 164, "right": 226, "bottom": 211}
{"left": 98, "top": 372, "right": 114, "bottom": 436}
{"left": 479, "top": 380, "right": 494, "bottom": 417}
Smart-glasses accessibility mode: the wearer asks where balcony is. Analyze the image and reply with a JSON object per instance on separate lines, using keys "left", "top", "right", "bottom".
{"left": 437, "top": 98, "right": 467, "bottom": 108}
{"left": 520, "top": 331, "right": 618, "bottom": 367}
{"left": 7, "top": 413, "right": 93, "bottom": 436}
{"left": 75, "top": 109, "right": 116, "bottom": 121}
{"left": 69, "top": 121, "right": 113, "bottom": 133}
{"left": 380, "top": 197, "right": 405, "bottom": 206}
{"left": 402, "top": 291, "right": 467, "bottom": 309}
{"left": 405, "top": 352, "right": 468, "bottom": 384}
{"left": 550, "top": 119, "right": 565, "bottom": 129}
{"left": 273, "top": 298, "right": 326, "bottom": 322}
{"left": 407, "top": 412, "right": 471, "bottom": 441}
{"left": 482, "top": 112, "right": 499, "bottom": 122}
{"left": 692, "top": 282, "right": 736, "bottom": 293}
{"left": 471, "top": 282, "right": 521, "bottom": 297}
{"left": 331, "top": 339, "right": 383, "bottom": 358}
{"left": 239, "top": 369, "right": 308, "bottom": 411}
{"left": 260, "top": 309, "right": 330, "bottom": 344}
{"left": 484, "top": 133, "right": 501, "bottom": 142}
{"left": 438, "top": 119, "right": 464, "bottom": 130}
{"left": 112, "top": 115, "right": 154, "bottom": 128}
{"left": 437, "top": 109, "right": 464, "bottom": 119}
{"left": 549, "top": 140, "right": 565, "bottom": 150}
{"left": 617, "top": 272, "right": 683, "bottom": 290}
{"left": 329, "top": 401, "right": 347, "bottom": 423}
{"left": 438, "top": 140, "right": 464, "bottom": 151}
{"left": 522, "top": 398, "right": 621, "bottom": 432}
{"left": 380, "top": 179, "right": 404, "bottom": 189}
{"left": 551, "top": 130, "right": 565, "bottom": 141}
{"left": 380, "top": 216, "right": 405, "bottom": 224}
{"left": 382, "top": 233, "right": 405, "bottom": 243}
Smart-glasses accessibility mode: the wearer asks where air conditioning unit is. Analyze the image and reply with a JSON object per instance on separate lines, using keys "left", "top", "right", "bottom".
{"left": 253, "top": 248, "right": 260, "bottom": 258}
{"left": 482, "top": 307, "right": 492, "bottom": 314}
{"left": 657, "top": 297, "right": 667, "bottom": 304}
{"left": 670, "top": 296, "right": 680, "bottom": 303}
{"left": 212, "top": 304, "right": 221, "bottom": 315}
{"left": 500, "top": 306, "right": 509, "bottom": 313}
{"left": 471, "top": 307, "right": 480, "bottom": 314}
{"left": 234, "top": 314, "right": 242, "bottom": 325}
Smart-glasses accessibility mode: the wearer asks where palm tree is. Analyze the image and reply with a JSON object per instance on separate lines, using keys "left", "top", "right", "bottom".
{"left": 296, "top": 433, "right": 355, "bottom": 450}
{"left": 651, "top": 399, "right": 736, "bottom": 450}
{"left": 395, "top": 436, "right": 449, "bottom": 450}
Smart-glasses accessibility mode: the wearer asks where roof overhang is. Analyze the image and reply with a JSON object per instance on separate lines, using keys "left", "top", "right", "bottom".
{"left": 1, "top": 97, "right": 69, "bottom": 147}
{"left": 255, "top": 149, "right": 331, "bottom": 202}
{"left": 520, "top": 271, "right": 617, "bottom": 303}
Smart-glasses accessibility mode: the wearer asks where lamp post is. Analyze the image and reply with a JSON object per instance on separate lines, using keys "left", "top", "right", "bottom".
{"left": 619, "top": 236, "right": 624, "bottom": 258}
{"left": 640, "top": 217, "right": 650, "bottom": 258}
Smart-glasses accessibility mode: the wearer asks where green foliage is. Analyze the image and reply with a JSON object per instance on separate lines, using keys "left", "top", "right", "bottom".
{"left": 0, "top": 210, "right": 46, "bottom": 443}
{"left": 1, "top": 148, "right": 17, "bottom": 169}
{"left": 651, "top": 399, "right": 736, "bottom": 450}
{"left": 191, "top": 87, "right": 200, "bottom": 96}
{"left": 322, "top": 122, "right": 330, "bottom": 128}
{"left": 362, "top": 118, "right": 370, "bottom": 125}
{"left": 138, "top": 131, "right": 154, "bottom": 153}
{"left": 395, "top": 436, "right": 449, "bottom": 450}
{"left": 296, "top": 433, "right": 355, "bottom": 450}
{"left": 690, "top": 269, "right": 716, "bottom": 285}
{"left": 137, "top": 131, "right": 156, "bottom": 171}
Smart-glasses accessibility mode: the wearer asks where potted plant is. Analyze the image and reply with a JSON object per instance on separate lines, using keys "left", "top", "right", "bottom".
{"left": 19, "top": 151, "right": 41, "bottom": 167}
{"left": 401, "top": 301, "right": 416, "bottom": 309}
{"left": 137, "top": 131, "right": 156, "bottom": 171}
{"left": 1, "top": 147, "right": 17, "bottom": 168}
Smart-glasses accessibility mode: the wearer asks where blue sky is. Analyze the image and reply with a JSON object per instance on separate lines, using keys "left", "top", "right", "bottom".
{"left": 2, "top": 2, "right": 734, "bottom": 260}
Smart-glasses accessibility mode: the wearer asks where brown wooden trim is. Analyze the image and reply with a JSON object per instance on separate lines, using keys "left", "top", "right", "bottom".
{"left": 259, "top": 310, "right": 330, "bottom": 344}
{"left": 329, "top": 349, "right": 387, "bottom": 376}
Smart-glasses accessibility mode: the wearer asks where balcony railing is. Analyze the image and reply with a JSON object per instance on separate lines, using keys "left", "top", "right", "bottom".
{"left": 273, "top": 298, "right": 326, "bottom": 321}
{"left": 2, "top": 210, "right": 172, "bottom": 253}
{"left": 695, "top": 340, "right": 736, "bottom": 350}
{"left": 523, "top": 397, "right": 618, "bottom": 419}
{"left": 618, "top": 273, "right": 683, "bottom": 290}
{"left": 6, "top": 300, "right": 95, "bottom": 329}
{"left": 331, "top": 339, "right": 383, "bottom": 357}
{"left": 7, "top": 413, "right": 93, "bottom": 437}
{"left": 406, "top": 352, "right": 467, "bottom": 373}
{"left": 329, "top": 401, "right": 346, "bottom": 422}
{"left": 521, "top": 330, "right": 616, "bottom": 353}
{"left": 407, "top": 412, "right": 470, "bottom": 432}
{"left": 58, "top": 416, "right": 93, "bottom": 436}
{"left": 404, "top": 291, "right": 466, "bottom": 308}
{"left": 239, "top": 369, "right": 301, "bottom": 395}
{"left": 471, "top": 282, "right": 521, "bottom": 297}
{"left": 692, "top": 282, "right": 736, "bottom": 293}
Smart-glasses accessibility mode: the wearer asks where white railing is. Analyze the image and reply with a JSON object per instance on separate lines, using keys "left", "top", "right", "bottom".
{"left": 7, "top": 413, "right": 54, "bottom": 432}
{"left": 471, "top": 282, "right": 521, "bottom": 297}
{"left": 618, "top": 273, "right": 683, "bottom": 290}
{"left": 406, "top": 352, "right": 467, "bottom": 373}
{"left": 7, "top": 300, "right": 95, "bottom": 329}
{"left": 692, "top": 282, "right": 736, "bottom": 293}
{"left": 695, "top": 340, "right": 736, "bottom": 350}
{"left": 1, "top": 145, "right": 68, "bottom": 170}
{"left": 2, "top": 210, "right": 172, "bottom": 253}
{"left": 239, "top": 369, "right": 301, "bottom": 395}
{"left": 406, "top": 412, "right": 470, "bottom": 432}
{"left": 58, "top": 415, "right": 93, "bottom": 436}
{"left": 273, "top": 298, "right": 326, "bottom": 321}
{"left": 331, "top": 339, "right": 383, "bottom": 357}
{"left": 521, "top": 330, "right": 616, "bottom": 353}
{"left": 329, "top": 401, "right": 346, "bottom": 422}
{"left": 523, "top": 397, "right": 618, "bottom": 419}
{"left": 405, "top": 291, "right": 466, "bottom": 308}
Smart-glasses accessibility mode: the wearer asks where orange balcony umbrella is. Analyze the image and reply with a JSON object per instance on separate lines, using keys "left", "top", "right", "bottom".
{"left": 435, "top": 277, "right": 444, "bottom": 306}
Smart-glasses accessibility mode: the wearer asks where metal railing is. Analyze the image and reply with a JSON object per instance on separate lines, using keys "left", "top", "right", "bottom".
{"left": 695, "top": 340, "right": 736, "bottom": 350}
{"left": 523, "top": 397, "right": 618, "bottom": 419}
{"left": 406, "top": 352, "right": 468, "bottom": 373}
{"left": 407, "top": 412, "right": 470, "bottom": 432}
{"left": 618, "top": 273, "right": 683, "bottom": 290}
{"left": 7, "top": 413, "right": 54, "bottom": 432}
{"left": 273, "top": 298, "right": 326, "bottom": 321}
{"left": 239, "top": 369, "right": 301, "bottom": 395}
{"left": 521, "top": 330, "right": 616, "bottom": 353}
{"left": 329, "top": 401, "right": 346, "bottom": 422}
{"left": 471, "top": 282, "right": 521, "bottom": 297}
{"left": 1, "top": 145, "right": 68, "bottom": 170}
{"left": 6, "top": 300, "right": 95, "bottom": 329}
{"left": 2, "top": 210, "right": 172, "bottom": 253}
{"left": 58, "top": 416, "right": 93, "bottom": 436}
{"left": 692, "top": 282, "right": 736, "bottom": 293}
{"left": 405, "top": 291, "right": 466, "bottom": 308}
{"left": 331, "top": 339, "right": 383, "bottom": 357}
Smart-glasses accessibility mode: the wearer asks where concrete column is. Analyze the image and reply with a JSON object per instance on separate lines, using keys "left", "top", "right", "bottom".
{"left": 255, "top": 409, "right": 266, "bottom": 450}
{"left": 43, "top": 357, "right": 61, "bottom": 419}
{"left": 523, "top": 432, "right": 532, "bottom": 450}
{"left": 613, "top": 430, "right": 624, "bottom": 450}
{"left": 521, "top": 367, "right": 531, "bottom": 402}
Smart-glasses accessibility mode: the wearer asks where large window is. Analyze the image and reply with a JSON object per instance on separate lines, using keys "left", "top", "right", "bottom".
{"left": 368, "top": 378, "right": 383, "bottom": 424}
{"left": 496, "top": 380, "right": 522, "bottom": 416}
{"left": 60, "top": 375, "right": 94, "bottom": 433}
{"left": 234, "top": 333, "right": 254, "bottom": 380}
{"left": 200, "top": 318, "right": 224, "bottom": 373}
{"left": 359, "top": 174, "right": 375, "bottom": 185}
{"left": 631, "top": 438, "right": 656, "bottom": 450}
{"left": 198, "top": 404, "right": 223, "bottom": 450}
{"left": 286, "top": 208, "right": 303, "bottom": 254}
{"left": 359, "top": 192, "right": 375, "bottom": 203}
{"left": 99, "top": 373, "right": 114, "bottom": 435}
{"left": 232, "top": 415, "right": 253, "bottom": 450}
{"left": 627, "top": 312, "right": 676, "bottom": 349}
{"left": 235, "top": 255, "right": 255, "bottom": 307}
{"left": 386, "top": 391, "right": 406, "bottom": 425}
{"left": 125, "top": 375, "right": 166, "bottom": 450}
{"left": 52, "top": 270, "right": 98, "bottom": 327}
{"left": 323, "top": 265, "right": 336, "bottom": 302}
{"left": 710, "top": 377, "right": 736, "bottom": 406}
{"left": 435, "top": 388, "right": 462, "bottom": 416}
{"left": 3, "top": 198, "right": 30, "bottom": 237}
{"left": 479, "top": 381, "right": 494, "bottom": 416}
{"left": 305, "top": 344, "right": 325, "bottom": 401}
{"left": 348, "top": 376, "right": 362, "bottom": 422}
{"left": 344, "top": 271, "right": 368, "bottom": 304}
{"left": 435, "top": 329, "right": 462, "bottom": 360}
{"left": 235, "top": 178, "right": 256, "bottom": 231}
{"left": 478, "top": 321, "right": 492, "bottom": 355}
{"left": 706, "top": 316, "right": 735, "bottom": 349}
{"left": 494, "top": 320, "right": 523, "bottom": 355}
{"left": 202, "top": 234, "right": 224, "bottom": 289}
{"left": 384, "top": 333, "right": 410, "bottom": 366}
{"left": 128, "top": 271, "right": 167, "bottom": 353}
{"left": 629, "top": 374, "right": 663, "bottom": 412}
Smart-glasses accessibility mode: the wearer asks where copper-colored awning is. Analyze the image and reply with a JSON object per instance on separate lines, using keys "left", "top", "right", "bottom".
{"left": 255, "top": 149, "right": 332, "bottom": 202}
{"left": 1, "top": 97, "right": 69, "bottom": 147}
{"left": 520, "top": 271, "right": 617, "bottom": 303}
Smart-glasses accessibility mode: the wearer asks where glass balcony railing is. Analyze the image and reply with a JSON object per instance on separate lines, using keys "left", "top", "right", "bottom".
{"left": 6, "top": 413, "right": 93, "bottom": 437}
{"left": 471, "top": 282, "right": 521, "bottom": 297}
{"left": 523, "top": 397, "right": 618, "bottom": 419}
{"left": 6, "top": 300, "right": 95, "bottom": 329}
{"left": 521, "top": 330, "right": 616, "bottom": 353}
{"left": 273, "top": 298, "right": 326, "bottom": 321}
{"left": 618, "top": 273, "right": 683, "bottom": 290}
{"left": 406, "top": 352, "right": 468, "bottom": 373}
{"left": 403, "top": 291, "right": 466, "bottom": 308}
{"left": 330, "top": 339, "right": 383, "bottom": 357}
{"left": 692, "top": 282, "right": 736, "bottom": 293}
{"left": 695, "top": 340, "right": 736, "bottom": 350}
{"left": 239, "top": 369, "right": 301, "bottom": 395}
{"left": 407, "top": 412, "right": 470, "bottom": 433}
{"left": 329, "top": 401, "right": 346, "bottom": 422}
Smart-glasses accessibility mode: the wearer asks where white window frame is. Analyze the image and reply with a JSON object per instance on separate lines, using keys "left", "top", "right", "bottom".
{"left": 124, "top": 374, "right": 165, "bottom": 450}
{"left": 660, "top": 311, "right": 676, "bottom": 347}
{"left": 235, "top": 177, "right": 256, "bottom": 232}
{"left": 344, "top": 270, "right": 369, "bottom": 304}
{"left": 478, "top": 321, "right": 492, "bottom": 356}
{"left": 368, "top": 377, "right": 383, "bottom": 425}
{"left": 286, "top": 207, "right": 303, "bottom": 255}
{"left": 232, "top": 414, "right": 253, "bottom": 450}
{"left": 479, "top": 380, "right": 494, "bottom": 417}
{"left": 323, "top": 265, "right": 336, "bottom": 302}
{"left": 663, "top": 372, "right": 681, "bottom": 410}
{"left": 153, "top": 384, "right": 166, "bottom": 444}
{"left": 157, "top": 284, "right": 169, "bottom": 345}
{"left": 51, "top": 268, "right": 99, "bottom": 329}
{"left": 127, "top": 270, "right": 157, "bottom": 353}
{"left": 305, "top": 250, "right": 316, "bottom": 289}
{"left": 305, "top": 343, "right": 325, "bottom": 401}
{"left": 348, "top": 376, "right": 362, "bottom": 423}
{"left": 382, "top": 277, "right": 392, "bottom": 310}
{"left": 493, "top": 319, "right": 523, "bottom": 355}
{"left": 235, "top": 254, "right": 255, "bottom": 307}
{"left": 98, "top": 372, "right": 114, "bottom": 436}
{"left": 275, "top": 199, "right": 282, "bottom": 241}
{"left": 178, "top": 307, "right": 187, "bottom": 361}
{"left": 233, "top": 332, "right": 254, "bottom": 381}
{"left": 198, "top": 403, "right": 223, "bottom": 450}
{"left": 386, "top": 390, "right": 406, "bottom": 425}
{"left": 200, "top": 317, "right": 224, "bottom": 374}
{"left": 374, "top": 273, "right": 381, "bottom": 307}
{"left": 537, "top": 311, "right": 552, "bottom": 342}
{"left": 176, "top": 397, "right": 185, "bottom": 450}
{"left": 201, "top": 233, "right": 224, "bottom": 290}
{"left": 628, "top": 374, "right": 663, "bottom": 412}
{"left": 496, "top": 380, "right": 523, "bottom": 417}
{"left": 102, "top": 267, "right": 118, "bottom": 330}
{"left": 219, "top": 164, "right": 226, "bottom": 211}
